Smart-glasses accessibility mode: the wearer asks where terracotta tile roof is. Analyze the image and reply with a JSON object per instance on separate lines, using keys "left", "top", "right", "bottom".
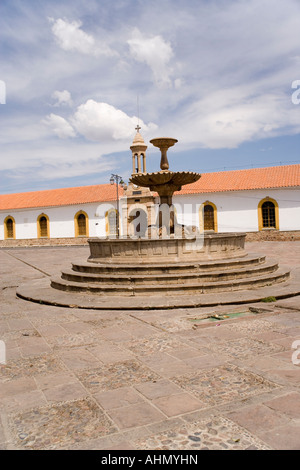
{"left": 176, "top": 164, "right": 300, "bottom": 195}
{"left": 0, "top": 165, "right": 299, "bottom": 211}
{"left": 0, "top": 184, "right": 124, "bottom": 211}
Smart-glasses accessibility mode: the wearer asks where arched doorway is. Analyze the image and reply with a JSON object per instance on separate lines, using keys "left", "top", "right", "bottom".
{"left": 4, "top": 216, "right": 15, "bottom": 239}
{"left": 204, "top": 204, "right": 215, "bottom": 231}
{"left": 200, "top": 202, "right": 218, "bottom": 232}
{"left": 75, "top": 211, "right": 89, "bottom": 237}
{"left": 37, "top": 214, "right": 49, "bottom": 238}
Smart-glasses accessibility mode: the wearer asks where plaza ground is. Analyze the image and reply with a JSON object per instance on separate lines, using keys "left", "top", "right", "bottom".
{"left": 0, "top": 241, "right": 299, "bottom": 450}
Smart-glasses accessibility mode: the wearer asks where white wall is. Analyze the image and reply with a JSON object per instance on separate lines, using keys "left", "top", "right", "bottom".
{"left": 173, "top": 188, "right": 300, "bottom": 232}
{"left": 0, "top": 201, "right": 118, "bottom": 240}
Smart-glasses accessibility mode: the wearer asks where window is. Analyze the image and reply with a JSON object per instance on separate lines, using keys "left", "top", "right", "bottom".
{"left": 199, "top": 202, "right": 217, "bottom": 232}
{"left": 4, "top": 216, "right": 15, "bottom": 239}
{"left": 262, "top": 201, "right": 276, "bottom": 228}
{"left": 204, "top": 205, "right": 215, "bottom": 231}
{"left": 39, "top": 217, "right": 48, "bottom": 237}
{"left": 77, "top": 214, "right": 86, "bottom": 236}
{"left": 258, "top": 198, "right": 279, "bottom": 230}
{"left": 37, "top": 214, "right": 49, "bottom": 238}
{"left": 75, "top": 211, "right": 89, "bottom": 237}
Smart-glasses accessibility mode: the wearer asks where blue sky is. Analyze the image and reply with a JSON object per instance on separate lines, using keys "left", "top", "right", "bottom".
{"left": 0, "top": 0, "right": 299, "bottom": 194}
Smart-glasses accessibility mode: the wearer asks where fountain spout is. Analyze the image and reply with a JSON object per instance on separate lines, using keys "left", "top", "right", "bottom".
{"left": 150, "top": 137, "right": 178, "bottom": 171}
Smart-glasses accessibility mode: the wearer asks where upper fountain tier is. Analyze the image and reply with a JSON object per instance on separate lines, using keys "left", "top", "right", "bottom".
{"left": 130, "top": 137, "right": 201, "bottom": 198}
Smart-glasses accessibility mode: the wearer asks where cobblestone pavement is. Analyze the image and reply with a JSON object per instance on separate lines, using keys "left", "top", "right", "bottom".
{"left": 0, "top": 242, "right": 299, "bottom": 450}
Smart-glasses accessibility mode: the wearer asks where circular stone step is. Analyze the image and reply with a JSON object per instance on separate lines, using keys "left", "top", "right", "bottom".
{"left": 71, "top": 254, "right": 266, "bottom": 274}
{"left": 16, "top": 265, "right": 300, "bottom": 310}
{"left": 50, "top": 268, "right": 290, "bottom": 296}
{"left": 60, "top": 260, "right": 279, "bottom": 285}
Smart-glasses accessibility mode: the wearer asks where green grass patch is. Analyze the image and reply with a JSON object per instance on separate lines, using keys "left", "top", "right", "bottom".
{"left": 261, "top": 296, "right": 277, "bottom": 302}
{"left": 189, "top": 311, "right": 249, "bottom": 323}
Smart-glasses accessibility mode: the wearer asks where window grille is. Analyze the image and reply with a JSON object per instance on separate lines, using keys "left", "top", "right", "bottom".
{"left": 204, "top": 205, "right": 215, "bottom": 231}
{"left": 262, "top": 201, "right": 276, "bottom": 228}
{"left": 6, "top": 218, "right": 14, "bottom": 238}
{"left": 39, "top": 216, "right": 48, "bottom": 237}
{"left": 77, "top": 213, "right": 86, "bottom": 236}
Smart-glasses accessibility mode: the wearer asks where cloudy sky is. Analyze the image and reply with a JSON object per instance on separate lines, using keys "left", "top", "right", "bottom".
{"left": 0, "top": 0, "right": 299, "bottom": 194}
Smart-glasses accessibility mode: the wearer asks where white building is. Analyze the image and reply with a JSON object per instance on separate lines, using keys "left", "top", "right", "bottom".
{"left": 0, "top": 184, "right": 120, "bottom": 242}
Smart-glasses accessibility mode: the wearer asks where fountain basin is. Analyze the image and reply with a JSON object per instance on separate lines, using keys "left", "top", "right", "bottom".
{"left": 130, "top": 170, "right": 200, "bottom": 194}
{"left": 87, "top": 233, "right": 247, "bottom": 264}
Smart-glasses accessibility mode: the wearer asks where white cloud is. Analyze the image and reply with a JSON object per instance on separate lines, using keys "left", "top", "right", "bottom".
{"left": 50, "top": 18, "right": 95, "bottom": 54}
{"left": 0, "top": 116, "right": 50, "bottom": 145}
{"left": 127, "top": 28, "right": 174, "bottom": 88}
{"left": 1, "top": 0, "right": 300, "bottom": 194}
{"left": 49, "top": 18, "right": 116, "bottom": 57}
{"left": 71, "top": 99, "right": 157, "bottom": 141}
{"left": 43, "top": 113, "right": 76, "bottom": 139}
{"left": 174, "top": 78, "right": 183, "bottom": 89}
{"left": 170, "top": 87, "right": 300, "bottom": 149}
{"left": 0, "top": 140, "right": 117, "bottom": 192}
{"left": 52, "top": 90, "right": 73, "bottom": 107}
{"left": 13, "top": 158, "right": 114, "bottom": 182}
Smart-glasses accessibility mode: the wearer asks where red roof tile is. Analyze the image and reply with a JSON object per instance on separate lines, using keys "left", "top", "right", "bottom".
{"left": 176, "top": 164, "right": 300, "bottom": 195}
{"left": 0, "top": 184, "right": 124, "bottom": 211}
{"left": 0, "top": 165, "right": 299, "bottom": 211}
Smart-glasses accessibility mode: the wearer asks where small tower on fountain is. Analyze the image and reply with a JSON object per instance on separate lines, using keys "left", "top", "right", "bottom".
{"left": 130, "top": 125, "right": 147, "bottom": 175}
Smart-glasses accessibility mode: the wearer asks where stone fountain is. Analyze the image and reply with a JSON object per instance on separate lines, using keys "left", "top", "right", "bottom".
{"left": 130, "top": 137, "right": 200, "bottom": 236}
{"left": 16, "top": 130, "right": 298, "bottom": 310}
{"left": 87, "top": 134, "right": 246, "bottom": 263}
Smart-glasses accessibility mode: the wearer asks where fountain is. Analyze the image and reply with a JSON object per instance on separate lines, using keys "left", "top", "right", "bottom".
{"left": 16, "top": 129, "right": 298, "bottom": 310}
{"left": 130, "top": 137, "right": 200, "bottom": 236}
{"left": 87, "top": 131, "right": 246, "bottom": 263}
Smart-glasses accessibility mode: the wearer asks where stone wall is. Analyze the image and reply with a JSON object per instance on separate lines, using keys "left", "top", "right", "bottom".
{"left": 245, "top": 230, "right": 300, "bottom": 242}
{"left": 88, "top": 233, "right": 247, "bottom": 263}
{"left": 1, "top": 230, "right": 300, "bottom": 248}
{"left": 0, "top": 237, "right": 89, "bottom": 248}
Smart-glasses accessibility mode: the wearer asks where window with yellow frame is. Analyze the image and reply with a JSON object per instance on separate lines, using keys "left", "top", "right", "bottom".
{"left": 4, "top": 216, "right": 16, "bottom": 239}
{"left": 74, "top": 211, "right": 89, "bottom": 237}
{"left": 199, "top": 202, "right": 218, "bottom": 232}
{"left": 37, "top": 214, "right": 50, "bottom": 238}
{"left": 258, "top": 197, "right": 279, "bottom": 230}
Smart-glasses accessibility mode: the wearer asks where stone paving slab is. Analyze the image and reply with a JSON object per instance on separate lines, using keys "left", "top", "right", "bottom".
{"left": 134, "top": 415, "right": 273, "bottom": 450}
{"left": 0, "top": 242, "right": 300, "bottom": 450}
{"left": 11, "top": 240, "right": 300, "bottom": 310}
